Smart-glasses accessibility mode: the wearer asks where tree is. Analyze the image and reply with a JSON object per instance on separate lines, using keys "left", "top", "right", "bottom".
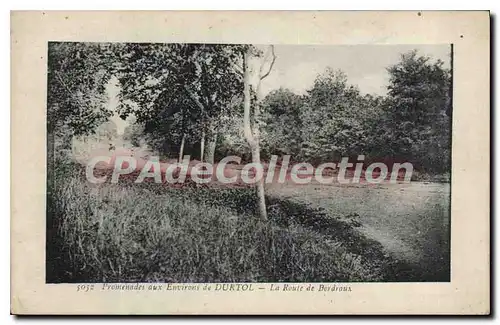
{"left": 47, "top": 42, "right": 114, "bottom": 145}
{"left": 114, "top": 43, "right": 192, "bottom": 159}
{"left": 299, "top": 68, "right": 370, "bottom": 163}
{"left": 114, "top": 43, "right": 243, "bottom": 163}
{"left": 242, "top": 45, "right": 277, "bottom": 220}
{"left": 261, "top": 88, "right": 304, "bottom": 159}
{"left": 181, "top": 44, "right": 245, "bottom": 163}
{"left": 382, "top": 50, "right": 452, "bottom": 172}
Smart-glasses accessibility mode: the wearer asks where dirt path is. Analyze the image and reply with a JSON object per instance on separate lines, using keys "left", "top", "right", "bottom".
{"left": 267, "top": 181, "right": 451, "bottom": 280}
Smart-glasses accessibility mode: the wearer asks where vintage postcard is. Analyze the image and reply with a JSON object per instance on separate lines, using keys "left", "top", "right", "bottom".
{"left": 11, "top": 11, "right": 490, "bottom": 315}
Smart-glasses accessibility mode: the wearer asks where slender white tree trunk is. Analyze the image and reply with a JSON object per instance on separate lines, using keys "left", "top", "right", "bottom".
{"left": 200, "top": 130, "right": 206, "bottom": 162}
{"left": 204, "top": 132, "right": 218, "bottom": 164}
{"left": 252, "top": 145, "right": 268, "bottom": 220}
{"left": 178, "top": 133, "right": 186, "bottom": 162}
{"left": 243, "top": 49, "right": 268, "bottom": 220}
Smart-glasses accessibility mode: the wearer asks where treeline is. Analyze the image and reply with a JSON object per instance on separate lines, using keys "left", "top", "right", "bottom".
{"left": 124, "top": 50, "right": 451, "bottom": 174}
{"left": 262, "top": 51, "right": 451, "bottom": 174}
{"left": 48, "top": 42, "right": 451, "bottom": 176}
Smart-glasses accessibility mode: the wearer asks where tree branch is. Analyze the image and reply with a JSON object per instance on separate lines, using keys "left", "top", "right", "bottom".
{"left": 259, "top": 45, "right": 276, "bottom": 81}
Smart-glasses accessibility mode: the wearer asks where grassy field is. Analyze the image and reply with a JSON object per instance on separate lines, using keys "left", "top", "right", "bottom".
{"left": 46, "top": 160, "right": 437, "bottom": 283}
{"left": 46, "top": 157, "right": 450, "bottom": 283}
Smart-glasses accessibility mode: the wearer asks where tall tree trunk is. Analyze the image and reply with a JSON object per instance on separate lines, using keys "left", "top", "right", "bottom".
{"left": 178, "top": 133, "right": 186, "bottom": 162}
{"left": 204, "top": 132, "right": 218, "bottom": 164}
{"left": 252, "top": 145, "right": 267, "bottom": 220}
{"left": 200, "top": 130, "right": 205, "bottom": 162}
{"left": 243, "top": 49, "right": 268, "bottom": 220}
{"left": 184, "top": 85, "right": 207, "bottom": 163}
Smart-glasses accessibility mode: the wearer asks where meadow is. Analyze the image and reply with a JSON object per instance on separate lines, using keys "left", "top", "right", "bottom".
{"left": 46, "top": 158, "right": 449, "bottom": 283}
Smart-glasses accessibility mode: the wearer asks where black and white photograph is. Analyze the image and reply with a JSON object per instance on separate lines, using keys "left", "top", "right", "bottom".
{"left": 11, "top": 10, "right": 490, "bottom": 315}
{"left": 46, "top": 42, "right": 452, "bottom": 284}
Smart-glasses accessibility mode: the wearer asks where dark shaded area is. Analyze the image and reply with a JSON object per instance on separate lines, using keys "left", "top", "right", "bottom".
{"left": 184, "top": 187, "right": 449, "bottom": 282}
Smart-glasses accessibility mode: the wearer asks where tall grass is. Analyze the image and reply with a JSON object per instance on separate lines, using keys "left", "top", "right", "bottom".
{"left": 47, "top": 159, "right": 408, "bottom": 283}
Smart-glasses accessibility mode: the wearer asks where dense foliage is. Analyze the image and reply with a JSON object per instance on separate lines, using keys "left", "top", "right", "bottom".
{"left": 258, "top": 52, "right": 451, "bottom": 173}
{"left": 47, "top": 42, "right": 452, "bottom": 174}
{"left": 47, "top": 42, "right": 114, "bottom": 138}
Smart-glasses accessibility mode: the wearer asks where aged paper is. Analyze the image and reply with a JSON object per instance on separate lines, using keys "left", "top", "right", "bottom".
{"left": 11, "top": 11, "right": 490, "bottom": 315}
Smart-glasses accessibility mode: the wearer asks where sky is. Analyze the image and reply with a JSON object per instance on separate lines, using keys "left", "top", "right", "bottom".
{"left": 109, "top": 44, "right": 451, "bottom": 135}
{"left": 260, "top": 44, "right": 451, "bottom": 96}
